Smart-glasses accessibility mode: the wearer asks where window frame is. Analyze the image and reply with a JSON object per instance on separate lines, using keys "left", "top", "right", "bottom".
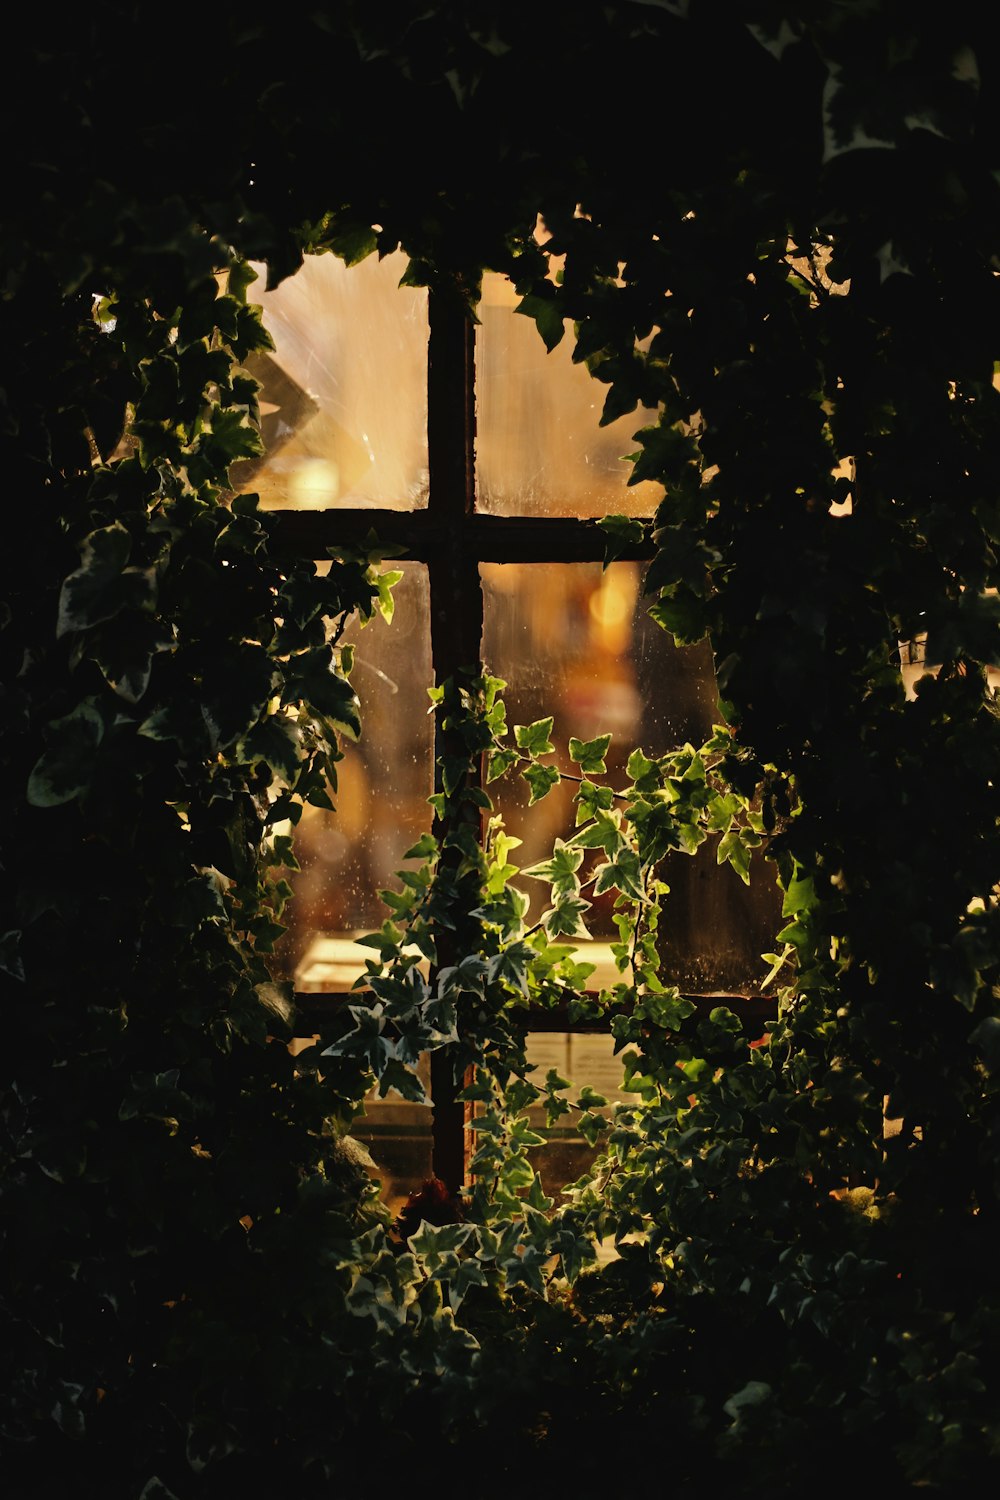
{"left": 265, "top": 289, "right": 773, "bottom": 1193}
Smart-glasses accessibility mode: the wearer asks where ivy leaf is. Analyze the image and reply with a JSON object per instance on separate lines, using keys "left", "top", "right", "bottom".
{"left": 717, "top": 829, "right": 751, "bottom": 884}
{"left": 328, "top": 225, "right": 379, "bottom": 267}
{"left": 205, "top": 404, "right": 265, "bottom": 464}
{"left": 403, "top": 831, "right": 438, "bottom": 860}
{"left": 0, "top": 930, "right": 25, "bottom": 983}
{"left": 626, "top": 418, "right": 701, "bottom": 487}
{"left": 593, "top": 847, "right": 644, "bottom": 900}
{"left": 782, "top": 872, "right": 817, "bottom": 917}
{"left": 228, "top": 258, "right": 258, "bottom": 303}
{"left": 487, "top": 941, "right": 537, "bottom": 997}
{"left": 575, "top": 779, "right": 615, "bottom": 823}
{"left": 239, "top": 716, "right": 301, "bottom": 785}
{"left": 577, "top": 1110, "right": 609, "bottom": 1146}
{"left": 706, "top": 792, "right": 743, "bottom": 833}
{"left": 407, "top": 1220, "right": 474, "bottom": 1262}
{"left": 515, "top": 717, "right": 555, "bottom": 756}
{"left": 597, "top": 515, "right": 648, "bottom": 565}
{"left": 523, "top": 763, "right": 560, "bottom": 803}
{"left": 287, "top": 646, "right": 361, "bottom": 737}
{"left": 27, "top": 702, "right": 104, "bottom": 806}
{"left": 724, "top": 1381, "right": 773, "bottom": 1422}
{"left": 543, "top": 896, "right": 592, "bottom": 939}
{"left": 94, "top": 617, "right": 172, "bottom": 703}
{"left": 548, "top": 1222, "right": 597, "bottom": 1285}
{"left": 568, "top": 733, "right": 611, "bottom": 774}
{"left": 487, "top": 747, "right": 519, "bottom": 782}
{"left": 648, "top": 587, "right": 707, "bottom": 645}
{"left": 356, "top": 920, "right": 404, "bottom": 962}
{"left": 514, "top": 292, "right": 565, "bottom": 352}
{"left": 521, "top": 840, "right": 583, "bottom": 899}
{"left": 57, "top": 523, "right": 157, "bottom": 637}
{"left": 970, "top": 1016, "right": 1000, "bottom": 1073}
{"left": 626, "top": 747, "right": 660, "bottom": 789}
{"left": 570, "top": 810, "right": 623, "bottom": 857}
{"left": 375, "top": 569, "right": 404, "bottom": 623}
{"left": 447, "top": 1257, "right": 487, "bottom": 1313}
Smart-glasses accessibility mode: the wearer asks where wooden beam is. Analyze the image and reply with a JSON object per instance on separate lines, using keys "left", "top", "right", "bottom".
{"left": 265, "top": 508, "right": 656, "bottom": 565}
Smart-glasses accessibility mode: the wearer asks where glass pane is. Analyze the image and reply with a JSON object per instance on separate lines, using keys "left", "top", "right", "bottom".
{"left": 274, "top": 563, "right": 434, "bottom": 987}
{"left": 524, "top": 1031, "right": 630, "bottom": 1198}
{"left": 353, "top": 1053, "right": 433, "bottom": 1220}
{"left": 482, "top": 561, "right": 781, "bottom": 991}
{"left": 290, "top": 1039, "right": 432, "bottom": 1220}
{"left": 236, "top": 251, "right": 428, "bottom": 510}
{"left": 476, "top": 271, "right": 660, "bottom": 517}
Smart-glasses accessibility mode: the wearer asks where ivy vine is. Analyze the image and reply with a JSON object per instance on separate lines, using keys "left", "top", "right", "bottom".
{"left": 5, "top": 3, "right": 1000, "bottom": 1494}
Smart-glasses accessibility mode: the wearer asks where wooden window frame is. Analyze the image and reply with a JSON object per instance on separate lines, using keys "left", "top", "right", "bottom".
{"left": 268, "top": 292, "right": 773, "bottom": 1193}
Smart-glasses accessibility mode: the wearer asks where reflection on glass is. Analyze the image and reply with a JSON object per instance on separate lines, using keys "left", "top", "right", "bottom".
{"left": 236, "top": 251, "right": 429, "bottom": 510}
{"left": 275, "top": 564, "right": 434, "bottom": 986}
{"left": 482, "top": 562, "right": 780, "bottom": 990}
{"left": 476, "top": 272, "right": 660, "bottom": 517}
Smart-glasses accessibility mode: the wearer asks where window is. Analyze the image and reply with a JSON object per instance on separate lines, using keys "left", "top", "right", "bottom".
{"left": 243, "top": 251, "right": 778, "bottom": 1207}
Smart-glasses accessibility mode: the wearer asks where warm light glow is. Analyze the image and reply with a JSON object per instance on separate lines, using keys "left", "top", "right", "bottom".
{"left": 289, "top": 457, "right": 341, "bottom": 507}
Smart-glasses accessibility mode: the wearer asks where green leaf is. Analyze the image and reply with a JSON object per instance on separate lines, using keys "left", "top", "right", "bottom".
{"left": 448, "top": 1257, "right": 487, "bottom": 1312}
{"left": 487, "top": 941, "right": 537, "bottom": 998}
{"left": 724, "top": 1381, "right": 773, "bottom": 1421}
{"left": 375, "top": 568, "right": 404, "bottom": 624}
{"left": 597, "top": 514, "right": 648, "bottom": 564}
{"left": 570, "top": 810, "right": 623, "bottom": 856}
{"left": 27, "top": 702, "right": 104, "bottom": 806}
{"left": 0, "top": 930, "right": 25, "bottom": 983}
{"left": 970, "top": 1016, "right": 1000, "bottom": 1073}
{"left": 523, "top": 763, "right": 560, "bottom": 803}
{"left": 487, "top": 747, "right": 519, "bottom": 782}
{"left": 239, "top": 716, "right": 301, "bottom": 785}
{"left": 206, "top": 404, "right": 265, "bottom": 463}
{"left": 329, "top": 225, "right": 379, "bottom": 267}
{"left": 568, "top": 733, "right": 612, "bottom": 774}
{"left": 514, "top": 292, "right": 565, "bottom": 352}
{"left": 227, "top": 258, "right": 259, "bottom": 303}
{"left": 57, "top": 523, "right": 157, "bottom": 637}
{"left": 782, "top": 872, "right": 817, "bottom": 917}
{"left": 706, "top": 792, "right": 743, "bottom": 833}
{"left": 626, "top": 747, "right": 659, "bottom": 788}
{"left": 515, "top": 717, "right": 555, "bottom": 756}
{"left": 403, "top": 831, "right": 438, "bottom": 860}
{"left": 648, "top": 589, "right": 707, "bottom": 645}
{"left": 575, "top": 779, "right": 615, "bottom": 823}
{"left": 543, "top": 896, "right": 592, "bottom": 939}
{"left": 408, "top": 1220, "right": 474, "bottom": 1259}
{"left": 287, "top": 646, "right": 361, "bottom": 737}
{"left": 717, "top": 829, "right": 751, "bottom": 885}
{"left": 593, "top": 847, "right": 644, "bottom": 900}
{"left": 522, "top": 839, "right": 584, "bottom": 898}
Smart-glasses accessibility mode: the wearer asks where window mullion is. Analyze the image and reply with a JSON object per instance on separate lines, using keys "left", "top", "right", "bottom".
{"left": 426, "top": 290, "right": 481, "bottom": 1193}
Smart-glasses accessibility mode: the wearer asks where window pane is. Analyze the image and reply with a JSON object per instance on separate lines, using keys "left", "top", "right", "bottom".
{"left": 482, "top": 561, "right": 780, "bottom": 991}
{"left": 276, "top": 563, "right": 434, "bottom": 987}
{"left": 353, "top": 1054, "right": 433, "bottom": 1220}
{"left": 291, "top": 1038, "right": 432, "bottom": 1220}
{"left": 524, "top": 1031, "right": 630, "bottom": 1198}
{"left": 476, "top": 272, "right": 659, "bottom": 518}
{"left": 237, "top": 251, "right": 429, "bottom": 510}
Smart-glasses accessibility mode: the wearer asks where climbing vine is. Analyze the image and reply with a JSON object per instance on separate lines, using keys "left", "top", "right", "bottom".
{"left": 5, "top": 2, "right": 1000, "bottom": 1493}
